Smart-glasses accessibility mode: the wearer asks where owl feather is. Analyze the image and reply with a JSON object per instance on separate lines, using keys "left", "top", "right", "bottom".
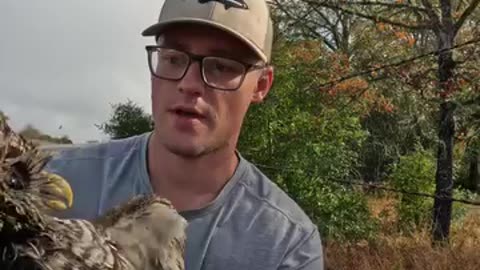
{"left": 0, "top": 115, "right": 187, "bottom": 270}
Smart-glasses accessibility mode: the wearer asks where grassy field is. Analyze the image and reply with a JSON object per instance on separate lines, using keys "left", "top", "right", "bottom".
{"left": 324, "top": 197, "right": 480, "bottom": 270}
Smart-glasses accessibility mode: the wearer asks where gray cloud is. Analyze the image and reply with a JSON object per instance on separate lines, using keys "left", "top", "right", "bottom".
{"left": 0, "top": 0, "right": 163, "bottom": 143}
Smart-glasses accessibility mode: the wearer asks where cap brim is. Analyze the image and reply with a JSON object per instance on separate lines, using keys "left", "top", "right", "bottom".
{"left": 141, "top": 18, "right": 267, "bottom": 63}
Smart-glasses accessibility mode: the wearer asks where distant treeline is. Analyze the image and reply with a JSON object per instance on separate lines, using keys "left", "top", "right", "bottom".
{"left": 19, "top": 124, "right": 72, "bottom": 144}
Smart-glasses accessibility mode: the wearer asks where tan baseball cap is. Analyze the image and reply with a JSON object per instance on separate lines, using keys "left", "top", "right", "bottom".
{"left": 142, "top": 0, "right": 274, "bottom": 63}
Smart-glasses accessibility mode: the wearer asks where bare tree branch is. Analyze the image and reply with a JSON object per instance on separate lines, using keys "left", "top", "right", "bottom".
{"left": 311, "top": 7, "right": 337, "bottom": 34}
{"left": 421, "top": 0, "right": 441, "bottom": 23}
{"left": 455, "top": 0, "right": 480, "bottom": 33}
{"left": 273, "top": 0, "right": 343, "bottom": 50}
{"left": 315, "top": 0, "right": 432, "bottom": 14}
{"left": 315, "top": 37, "right": 480, "bottom": 88}
{"left": 340, "top": 13, "right": 352, "bottom": 53}
{"left": 309, "top": 5, "right": 342, "bottom": 49}
{"left": 440, "top": 0, "right": 455, "bottom": 27}
{"left": 271, "top": 2, "right": 314, "bottom": 38}
{"left": 304, "top": 0, "right": 435, "bottom": 30}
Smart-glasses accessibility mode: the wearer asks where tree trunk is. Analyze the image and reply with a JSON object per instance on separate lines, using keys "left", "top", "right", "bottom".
{"left": 432, "top": 8, "right": 456, "bottom": 241}
{"left": 432, "top": 101, "right": 455, "bottom": 242}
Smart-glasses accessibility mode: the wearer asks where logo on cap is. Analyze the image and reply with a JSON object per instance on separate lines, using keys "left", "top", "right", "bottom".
{"left": 198, "top": 0, "right": 249, "bottom": 10}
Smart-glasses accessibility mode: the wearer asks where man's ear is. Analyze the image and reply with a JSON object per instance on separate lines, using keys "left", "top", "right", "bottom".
{"left": 252, "top": 66, "right": 274, "bottom": 103}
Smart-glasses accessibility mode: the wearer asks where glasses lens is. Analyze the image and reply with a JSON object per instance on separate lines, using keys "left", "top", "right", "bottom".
{"left": 150, "top": 48, "right": 189, "bottom": 80}
{"left": 203, "top": 57, "right": 246, "bottom": 90}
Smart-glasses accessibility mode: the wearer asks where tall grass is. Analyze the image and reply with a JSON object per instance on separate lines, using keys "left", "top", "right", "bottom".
{"left": 324, "top": 196, "right": 480, "bottom": 270}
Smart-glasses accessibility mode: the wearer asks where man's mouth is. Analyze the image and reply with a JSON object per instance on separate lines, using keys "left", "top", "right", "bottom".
{"left": 171, "top": 108, "right": 205, "bottom": 119}
{"left": 175, "top": 110, "right": 201, "bottom": 117}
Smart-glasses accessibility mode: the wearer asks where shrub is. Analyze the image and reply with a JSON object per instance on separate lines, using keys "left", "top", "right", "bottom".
{"left": 389, "top": 149, "right": 436, "bottom": 231}
{"left": 238, "top": 41, "right": 379, "bottom": 241}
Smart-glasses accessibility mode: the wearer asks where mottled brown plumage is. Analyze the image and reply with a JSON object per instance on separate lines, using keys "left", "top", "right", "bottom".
{"left": 0, "top": 115, "right": 187, "bottom": 270}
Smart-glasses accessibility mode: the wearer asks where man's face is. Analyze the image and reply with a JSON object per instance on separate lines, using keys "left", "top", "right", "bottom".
{"left": 149, "top": 24, "right": 273, "bottom": 158}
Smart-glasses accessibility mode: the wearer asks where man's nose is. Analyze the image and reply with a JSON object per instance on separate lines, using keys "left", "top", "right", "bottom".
{"left": 177, "top": 61, "right": 205, "bottom": 96}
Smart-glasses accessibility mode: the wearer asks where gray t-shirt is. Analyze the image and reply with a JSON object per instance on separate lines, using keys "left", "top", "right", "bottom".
{"left": 45, "top": 133, "right": 324, "bottom": 270}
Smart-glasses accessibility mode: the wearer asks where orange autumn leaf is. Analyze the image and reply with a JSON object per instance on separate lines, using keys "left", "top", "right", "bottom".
{"left": 377, "top": 22, "right": 386, "bottom": 31}
{"left": 394, "top": 31, "right": 407, "bottom": 40}
{"left": 288, "top": 40, "right": 325, "bottom": 64}
{"left": 382, "top": 101, "right": 395, "bottom": 113}
{"left": 457, "top": 78, "right": 467, "bottom": 88}
{"left": 329, "top": 78, "right": 369, "bottom": 96}
{"left": 407, "top": 35, "right": 416, "bottom": 47}
{"left": 360, "top": 90, "right": 374, "bottom": 101}
{"left": 394, "top": 30, "right": 416, "bottom": 47}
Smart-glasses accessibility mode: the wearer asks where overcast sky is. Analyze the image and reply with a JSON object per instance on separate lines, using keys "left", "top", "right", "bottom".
{"left": 0, "top": 0, "right": 164, "bottom": 143}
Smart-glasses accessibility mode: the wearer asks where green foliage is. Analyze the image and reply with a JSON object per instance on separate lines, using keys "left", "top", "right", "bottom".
{"left": 358, "top": 93, "right": 438, "bottom": 184}
{"left": 0, "top": 110, "right": 8, "bottom": 121}
{"left": 389, "top": 149, "right": 436, "bottom": 231}
{"left": 238, "top": 42, "right": 378, "bottom": 242}
{"left": 266, "top": 0, "right": 480, "bottom": 243}
{"left": 455, "top": 95, "right": 480, "bottom": 192}
{"left": 386, "top": 148, "right": 475, "bottom": 233}
{"left": 457, "top": 143, "right": 480, "bottom": 192}
{"left": 97, "top": 99, "right": 153, "bottom": 139}
{"left": 450, "top": 187, "right": 478, "bottom": 224}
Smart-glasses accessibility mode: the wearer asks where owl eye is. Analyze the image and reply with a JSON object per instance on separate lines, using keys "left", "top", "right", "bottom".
{"left": 9, "top": 176, "right": 24, "bottom": 189}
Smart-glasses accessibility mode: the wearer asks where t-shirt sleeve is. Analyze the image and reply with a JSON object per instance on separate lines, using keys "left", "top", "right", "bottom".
{"left": 278, "top": 226, "right": 324, "bottom": 270}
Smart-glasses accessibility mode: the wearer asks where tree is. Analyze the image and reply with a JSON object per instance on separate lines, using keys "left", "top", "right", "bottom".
{"left": 270, "top": 0, "right": 365, "bottom": 54}
{"left": 457, "top": 98, "right": 480, "bottom": 192}
{"left": 270, "top": 0, "right": 439, "bottom": 188}
{"left": 238, "top": 39, "right": 379, "bottom": 242}
{"left": 272, "top": 0, "right": 480, "bottom": 243}
{"left": 0, "top": 110, "right": 8, "bottom": 121}
{"left": 97, "top": 99, "right": 154, "bottom": 139}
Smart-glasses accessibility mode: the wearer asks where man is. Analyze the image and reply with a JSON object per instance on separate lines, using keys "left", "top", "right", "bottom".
{"left": 46, "top": 0, "right": 324, "bottom": 269}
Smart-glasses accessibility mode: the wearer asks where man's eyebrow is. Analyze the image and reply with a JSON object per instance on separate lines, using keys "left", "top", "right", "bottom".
{"left": 159, "top": 40, "right": 230, "bottom": 57}
{"left": 207, "top": 48, "right": 256, "bottom": 63}
{"left": 158, "top": 39, "right": 256, "bottom": 63}
{"left": 207, "top": 48, "right": 233, "bottom": 57}
{"left": 159, "top": 39, "right": 187, "bottom": 50}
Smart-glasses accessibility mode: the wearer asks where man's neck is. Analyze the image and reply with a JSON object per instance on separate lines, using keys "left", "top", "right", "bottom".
{"left": 146, "top": 134, "right": 239, "bottom": 212}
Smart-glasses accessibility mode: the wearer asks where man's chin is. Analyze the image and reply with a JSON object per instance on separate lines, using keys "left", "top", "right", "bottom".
{"left": 164, "top": 142, "right": 216, "bottom": 159}
{"left": 153, "top": 128, "right": 227, "bottom": 158}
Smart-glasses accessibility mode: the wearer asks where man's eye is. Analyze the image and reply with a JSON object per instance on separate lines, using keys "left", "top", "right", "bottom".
{"left": 169, "top": 57, "right": 181, "bottom": 65}
{"left": 160, "top": 54, "right": 184, "bottom": 65}
{"left": 206, "top": 58, "right": 243, "bottom": 75}
{"left": 213, "top": 62, "right": 236, "bottom": 73}
{"left": 213, "top": 63, "right": 227, "bottom": 72}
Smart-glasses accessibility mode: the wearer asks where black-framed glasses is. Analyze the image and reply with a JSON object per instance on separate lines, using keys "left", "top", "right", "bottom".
{"left": 145, "top": 45, "right": 265, "bottom": 91}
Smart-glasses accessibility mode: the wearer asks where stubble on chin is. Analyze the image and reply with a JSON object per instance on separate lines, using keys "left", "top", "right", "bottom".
{"left": 163, "top": 138, "right": 228, "bottom": 160}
